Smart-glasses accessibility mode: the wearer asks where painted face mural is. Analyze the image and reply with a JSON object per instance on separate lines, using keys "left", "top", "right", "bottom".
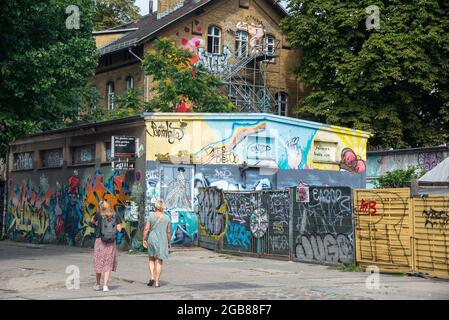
{"left": 339, "top": 148, "right": 366, "bottom": 173}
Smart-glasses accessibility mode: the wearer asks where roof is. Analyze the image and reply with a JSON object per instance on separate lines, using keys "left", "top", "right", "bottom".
{"left": 419, "top": 156, "right": 449, "bottom": 182}
{"left": 10, "top": 113, "right": 370, "bottom": 145}
{"left": 368, "top": 145, "right": 449, "bottom": 156}
{"left": 142, "top": 112, "right": 371, "bottom": 138}
{"left": 98, "top": 0, "right": 288, "bottom": 55}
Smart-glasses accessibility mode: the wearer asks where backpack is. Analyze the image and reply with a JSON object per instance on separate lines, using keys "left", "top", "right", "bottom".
{"left": 100, "top": 214, "right": 117, "bottom": 243}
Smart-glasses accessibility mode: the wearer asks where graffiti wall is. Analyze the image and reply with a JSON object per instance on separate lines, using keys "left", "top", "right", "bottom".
{"left": 354, "top": 188, "right": 412, "bottom": 272}
{"left": 354, "top": 188, "right": 449, "bottom": 278}
{"left": 145, "top": 115, "right": 369, "bottom": 178}
{"left": 146, "top": 161, "right": 198, "bottom": 246}
{"left": 195, "top": 187, "right": 291, "bottom": 256}
{"left": 7, "top": 167, "right": 146, "bottom": 250}
{"left": 366, "top": 148, "right": 449, "bottom": 188}
{"left": 292, "top": 186, "right": 354, "bottom": 265}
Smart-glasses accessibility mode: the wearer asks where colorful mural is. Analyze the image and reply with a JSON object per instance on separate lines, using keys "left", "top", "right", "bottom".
{"left": 8, "top": 169, "right": 143, "bottom": 249}
{"left": 145, "top": 116, "right": 369, "bottom": 175}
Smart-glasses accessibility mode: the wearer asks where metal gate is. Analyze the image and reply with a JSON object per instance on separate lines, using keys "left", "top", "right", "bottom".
{"left": 222, "top": 189, "right": 291, "bottom": 257}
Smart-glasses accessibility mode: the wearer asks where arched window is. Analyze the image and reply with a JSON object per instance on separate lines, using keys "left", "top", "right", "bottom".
{"left": 264, "top": 35, "right": 276, "bottom": 56}
{"left": 107, "top": 81, "right": 115, "bottom": 111}
{"left": 207, "top": 25, "right": 222, "bottom": 54}
{"left": 276, "top": 92, "right": 288, "bottom": 116}
{"left": 235, "top": 30, "right": 248, "bottom": 57}
{"left": 126, "top": 76, "right": 134, "bottom": 90}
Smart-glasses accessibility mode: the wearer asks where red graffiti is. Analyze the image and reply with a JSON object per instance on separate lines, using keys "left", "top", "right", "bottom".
{"left": 360, "top": 199, "right": 377, "bottom": 215}
{"left": 68, "top": 175, "right": 79, "bottom": 194}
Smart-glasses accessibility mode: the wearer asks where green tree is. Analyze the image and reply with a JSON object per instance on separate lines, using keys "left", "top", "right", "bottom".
{"left": 375, "top": 166, "right": 424, "bottom": 188}
{"left": 281, "top": 1, "right": 449, "bottom": 149}
{"left": 0, "top": 0, "right": 99, "bottom": 157}
{"left": 94, "top": 0, "right": 140, "bottom": 30}
{"left": 142, "top": 38, "right": 236, "bottom": 113}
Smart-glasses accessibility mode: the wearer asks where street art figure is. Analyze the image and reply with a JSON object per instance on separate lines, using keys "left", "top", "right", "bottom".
{"left": 164, "top": 168, "right": 192, "bottom": 210}
{"left": 339, "top": 148, "right": 366, "bottom": 173}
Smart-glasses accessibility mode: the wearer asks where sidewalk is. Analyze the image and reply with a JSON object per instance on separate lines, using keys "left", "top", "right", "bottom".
{"left": 0, "top": 240, "right": 448, "bottom": 300}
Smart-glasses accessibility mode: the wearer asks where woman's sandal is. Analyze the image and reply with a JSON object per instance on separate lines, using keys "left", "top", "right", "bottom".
{"left": 147, "top": 280, "right": 155, "bottom": 286}
{"left": 155, "top": 281, "right": 160, "bottom": 288}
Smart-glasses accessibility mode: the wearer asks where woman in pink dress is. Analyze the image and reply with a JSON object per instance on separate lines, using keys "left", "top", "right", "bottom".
{"left": 91, "top": 200, "right": 122, "bottom": 292}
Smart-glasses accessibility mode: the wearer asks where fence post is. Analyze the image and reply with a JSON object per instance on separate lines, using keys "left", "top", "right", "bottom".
{"left": 409, "top": 191, "right": 416, "bottom": 272}
{"left": 289, "top": 187, "right": 294, "bottom": 261}
{"left": 410, "top": 179, "right": 419, "bottom": 197}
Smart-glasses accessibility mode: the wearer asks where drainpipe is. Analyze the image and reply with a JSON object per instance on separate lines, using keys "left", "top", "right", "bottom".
{"left": 128, "top": 48, "right": 149, "bottom": 104}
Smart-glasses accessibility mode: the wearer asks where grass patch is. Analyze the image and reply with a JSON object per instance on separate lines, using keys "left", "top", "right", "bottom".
{"left": 337, "top": 263, "right": 361, "bottom": 272}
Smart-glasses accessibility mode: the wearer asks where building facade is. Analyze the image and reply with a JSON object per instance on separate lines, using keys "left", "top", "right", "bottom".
{"left": 5, "top": 113, "right": 369, "bottom": 250}
{"left": 91, "top": 0, "right": 304, "bottom": 116}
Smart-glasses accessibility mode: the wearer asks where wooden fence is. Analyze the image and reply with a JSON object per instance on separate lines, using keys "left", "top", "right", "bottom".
{"left": 354, "top": 188, "right": 449, "bottom": 278}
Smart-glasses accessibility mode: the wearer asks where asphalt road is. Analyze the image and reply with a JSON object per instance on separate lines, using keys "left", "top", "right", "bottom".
{"left": 0, "top": 240, "right": 448, "bottom": 300}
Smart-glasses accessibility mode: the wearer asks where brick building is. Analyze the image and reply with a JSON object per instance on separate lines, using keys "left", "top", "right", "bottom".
{"left": 90, "top": 0, "right": 305, "bottom": 116}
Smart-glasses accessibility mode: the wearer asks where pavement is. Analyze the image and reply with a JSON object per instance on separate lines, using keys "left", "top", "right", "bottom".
{"left": 0, "top": 240, "right": 448, "bottom": 300}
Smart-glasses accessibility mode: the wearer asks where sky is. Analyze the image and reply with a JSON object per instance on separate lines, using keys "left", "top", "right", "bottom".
{"left": 134, "top": 0, "right": 289, "bottom": 15}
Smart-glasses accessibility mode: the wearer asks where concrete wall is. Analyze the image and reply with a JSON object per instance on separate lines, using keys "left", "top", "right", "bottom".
{"left": 366, "top": 147, "right": 449, "bottom": 188}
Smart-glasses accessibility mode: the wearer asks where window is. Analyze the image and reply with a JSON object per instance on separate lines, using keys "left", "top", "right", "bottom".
{"left": 276, "top": 92, "right": 288, "bottom": 116}
{"left": 126, "top": 76, "right": 134, "bottom": 90}
{"left": 13, "top": 152, "right": 34, "bottom": 171}
{"left": 72, "top": 145, "right": 95, "bottom": 165}
{"left": 42, "top": 149, "right": 63, "bottom": 168}
{"left": 107, "top": 81, "right": 115, "bottom": 111}
{"left": 207, "top": 26, "right": 221, "bottom": 54}
{"left": 235, "top": 30, "right": 248, "bottom": 57}
{"left": 105, "top": 142, "right": 112, "bottom": 162}
{"left": 264, "top": 35, "right": 276, "bottom": 57}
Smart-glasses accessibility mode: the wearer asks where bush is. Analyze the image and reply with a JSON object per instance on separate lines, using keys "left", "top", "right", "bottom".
{"left": 374, "top": 166, "right": 424, "bottom": 189}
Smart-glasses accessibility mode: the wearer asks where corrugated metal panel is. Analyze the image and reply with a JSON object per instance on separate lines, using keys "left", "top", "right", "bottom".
{"left": 354, "top": 188, "right": 413, "bottom": 273}
{"left": 412, "top": 196, "right": 449, "bottom": 278}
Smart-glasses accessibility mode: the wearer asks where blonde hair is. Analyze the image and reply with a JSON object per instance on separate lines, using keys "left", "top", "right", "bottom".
{"left": 155, "top": 200, "right": 165, "bottom": 212}
{"left": 99, "top": 199, "right": 113, "bottom": 218}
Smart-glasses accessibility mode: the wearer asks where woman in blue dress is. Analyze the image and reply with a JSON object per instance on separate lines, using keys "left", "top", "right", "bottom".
{"left": 143, "top": 200, "right": 171, "bottom": 287}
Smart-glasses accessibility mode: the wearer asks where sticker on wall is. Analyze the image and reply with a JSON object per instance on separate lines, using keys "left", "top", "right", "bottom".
{"left": 125, "top": 201, "right": 139, "bottom": 222}
{"left": 296, "top": 184, "right": 310, "bottom": 203}
{"left": 250, "top": 208, "right": 269, "bottom": 238}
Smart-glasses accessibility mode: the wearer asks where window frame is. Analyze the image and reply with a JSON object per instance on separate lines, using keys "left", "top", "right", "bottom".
{"left": 71, "top": 144, "right": 96, "bottom": 166}
{"left": 235, "top": 30, "right": 249, "bottom": 57}
{"left": 40, "top": 148, "right": 64, "bottom": 169}
{"left": 107, "top": 81, "right": 115, "bottom": 111}
{"left": 276, "top": 92, "right": 288, "bottom": 117}
{"left": 126, "top": 76, "right": 134, "bottom": 90}
{"left": 207, "top": 25, "right": 222, "bottom": 55}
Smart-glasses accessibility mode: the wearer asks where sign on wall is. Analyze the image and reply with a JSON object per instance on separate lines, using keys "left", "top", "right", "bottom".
{"left": 112, "top": 161, "right": 135, "bottom": 171}
{"left": 313, "top": 141, "right": 338, "bottom": 163}
{"left": 112, "top": 136, "right": 136, "bottom": 158}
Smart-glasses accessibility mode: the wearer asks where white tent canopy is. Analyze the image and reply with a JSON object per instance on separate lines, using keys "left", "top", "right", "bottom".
{"left": 419, "top": 156, "right": 449, "bottom": 182}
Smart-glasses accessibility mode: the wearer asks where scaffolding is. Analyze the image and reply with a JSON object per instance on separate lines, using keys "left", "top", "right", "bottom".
{"left": 197, "top": 38, "right": 282, "bottom": 114}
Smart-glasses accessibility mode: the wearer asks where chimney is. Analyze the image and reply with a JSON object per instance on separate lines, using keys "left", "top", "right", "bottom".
{"left": 150, "top": 0, "right": 158, "bottom": 14}
{"left": 157, "top": 0, "right": 185, "bottom": 19}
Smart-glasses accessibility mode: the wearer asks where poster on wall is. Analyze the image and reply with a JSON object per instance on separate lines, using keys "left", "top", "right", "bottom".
{"left": 313, "top": 141, "right": 338, "bottom": 163}
{"left": 112, "top": 136, "right": 136, "bottom": 158}
{"left": 296, "top": 184, "right": 309, "bottom": 203}
{"left": 169, "top": 211, "right": 179, "bottom": 224}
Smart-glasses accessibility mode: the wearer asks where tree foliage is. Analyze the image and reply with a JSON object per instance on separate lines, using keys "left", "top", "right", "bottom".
{"left": 0, "top": 0, "right": 99, "bottom": 157}
{"left": 281, "top": 1, "right": 449, "bottom": 149}
{"left": 94, "top": 0, "right": 141, "bottom": 30}
{"left": 142, "top": 38, "right": 236, "bottom": 112}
